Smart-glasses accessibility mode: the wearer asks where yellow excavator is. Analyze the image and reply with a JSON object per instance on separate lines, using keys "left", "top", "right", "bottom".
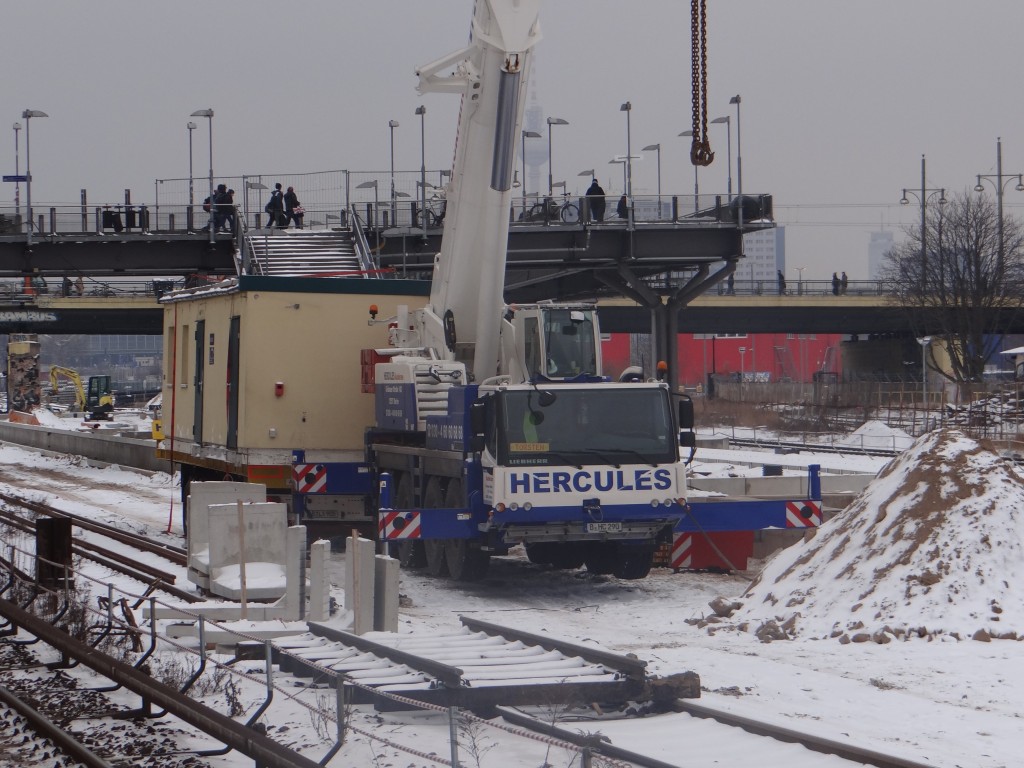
{"left": 48, "top": 366, "right": 114, "bottom": 420}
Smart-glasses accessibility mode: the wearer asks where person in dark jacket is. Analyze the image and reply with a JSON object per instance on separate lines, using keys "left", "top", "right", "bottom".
{"left": 832, "top": 272, "right": 840, "bottom": 296}
{"left": 777, "top": 270, "right": 786, "bottom": 295}
{"left": 585, "top": 179, "right": 606, "bottom": 222}
{"left": 284, "top": 186, "right": 303, "bottom": 229}
{"left": 616, "top": 194, "right": 628, "bottom": 219}
{"left": 265, "top": 183, "right": 285, "bottom": 227}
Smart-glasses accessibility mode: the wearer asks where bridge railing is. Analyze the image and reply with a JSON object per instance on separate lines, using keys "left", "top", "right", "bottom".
{"left": 702, "top": 277, "right": 892, "bottom": 297}
{"left": 0, "top": 276, "right": 184, "bottom": 300}
{"left": 0, "top": 204, "right": 353, "bottom": 238}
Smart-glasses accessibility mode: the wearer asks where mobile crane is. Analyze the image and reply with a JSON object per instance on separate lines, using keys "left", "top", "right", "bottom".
{"left": 333, "top": 0, "right": 696, "bottom": 581}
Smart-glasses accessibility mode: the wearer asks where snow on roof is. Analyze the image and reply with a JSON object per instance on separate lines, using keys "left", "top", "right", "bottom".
{"left": 730, "top": 428, "right": 1024, "bottom": 642}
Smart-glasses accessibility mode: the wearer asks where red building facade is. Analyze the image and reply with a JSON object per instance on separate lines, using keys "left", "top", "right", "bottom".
{"left": 602, "top": 332, "right": 844, "bottom": 388}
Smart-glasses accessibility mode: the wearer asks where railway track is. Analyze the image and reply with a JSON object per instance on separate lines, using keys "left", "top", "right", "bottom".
{"left": 0, "top": 495, "right": 199, "bottom": 604}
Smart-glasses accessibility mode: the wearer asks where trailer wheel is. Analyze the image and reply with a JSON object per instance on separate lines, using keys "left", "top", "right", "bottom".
{"left": 525, "top": 542, "right": 553, "bottom": 565}
{"left": 443, "top": 480, "right": 489, "bottom": 581}
{"left": 583, "top": 542, "right": 617, "bottom": 575}
{"left": 393, "top": 473, "right": 426, "bottom": 568}
{"left": 423, "top": 477, "right": 449, "bottom": 577}
{"left": 612, "top": 544, "right": 655, "bottom": 580}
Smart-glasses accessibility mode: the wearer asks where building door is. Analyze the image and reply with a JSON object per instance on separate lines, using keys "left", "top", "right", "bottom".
{"left": 226, "top": 316, "right": 240, "bottom": 449}
{"left": 193, "top": 320, "right": 205, "bottom": 443}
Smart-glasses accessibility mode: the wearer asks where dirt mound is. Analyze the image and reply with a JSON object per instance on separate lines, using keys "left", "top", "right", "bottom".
{"left": 721, "top": 428, "right": 1024, "bottom": 642}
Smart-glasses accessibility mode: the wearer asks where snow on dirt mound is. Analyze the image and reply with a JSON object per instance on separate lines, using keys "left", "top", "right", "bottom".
{"left": 839, "top": 420, "right": 913, "bottom": 451}
{"left": 728, "top": 428, "right": 1024, "bottom": 642}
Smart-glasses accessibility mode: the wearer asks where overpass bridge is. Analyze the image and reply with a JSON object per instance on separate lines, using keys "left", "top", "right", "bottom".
{"left": 0, "top": 276, "right": 941, "bottom": 337}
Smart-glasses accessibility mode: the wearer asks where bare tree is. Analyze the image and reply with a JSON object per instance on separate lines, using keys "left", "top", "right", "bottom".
{"left": 882, "top": 191, "right": 1024, "bottom": 383}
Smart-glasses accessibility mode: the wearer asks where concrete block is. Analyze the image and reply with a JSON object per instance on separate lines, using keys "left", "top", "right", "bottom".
{"left": 344, "top": 536, "right": 376, "bottom": 635}
{"left": 374, "top": 555, "right": 399, "bottom": 632}
{"left": 187, "top": 482, "right": 265, "bottom": 589}
{"left": 207, "top": 501, "right": 287, "bottom": 601}
{"left": 309, "top": 540, "right": 331, "bottom": 622}
{"left": 285, "top": 526, "right": 307, "bottom": 621}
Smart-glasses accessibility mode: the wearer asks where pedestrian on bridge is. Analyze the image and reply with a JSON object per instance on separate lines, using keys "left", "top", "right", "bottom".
{"left": 832, "top": 272, "right": 840, "bottom": 296}
{"left": 777, "top": 270, "right": 786, "bottom": 295}
{"left": 265, "top": 183, "right": 285, "bottom": 228}
{"left": 284, "top": 186, "right": 304, "bottom": 229}
{"left": 585, "top": 179, "right": 606, "bottom": 222}
{"left": 840, "top": 271, "right": 848, "bottom": 295}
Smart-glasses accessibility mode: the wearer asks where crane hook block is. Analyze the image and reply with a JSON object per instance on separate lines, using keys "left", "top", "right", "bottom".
{"left": 690, "top": 140, "right": 714, "bottom": 167}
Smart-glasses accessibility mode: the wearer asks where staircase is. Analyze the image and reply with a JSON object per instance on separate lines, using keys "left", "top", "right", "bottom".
{"left": 244, "top": 229, "right": 374, "bottom": 278}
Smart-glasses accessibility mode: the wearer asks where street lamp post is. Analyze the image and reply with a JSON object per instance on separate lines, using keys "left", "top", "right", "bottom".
{"left": 918, "top": 336, "right": 933, "bottom": 424}
{"left": 12, "top": 122, "right": 21, "bottom": 223}
{"left": 795, "top": 265, "right": 805, "bottom": 296}
{"left": 415, "top": 105, "right": 427, "bottom": 238}
{"left": 900, "top": 154, "right": 946, "bottom": 291}
{"left": 710, "top": 115, "right": 731, "bottom": 200}
{"left": 190, "top": 109, "right": 215, "bottom": 243}
{"left": 186, "top": 121, "right": 196, "bottom": 207}
{"left": 641, "top": 143, "right": 661, "bottom": 217}
{"left": 730, "top": 95, "right": 742, "bottom": 198}
{"left": 974, "top": 137, "right": 1024, "bottom": 280}
{"left": 678, "top": 130, "right": 701, "bottom": 213}
{"left": 388, "top": 119, "right": 399, "bottom": 226}
{"left": 21, "top": 109, "right": 48, "bottom": 248}
{"left": 356, "top": 180, "right": 380, "bottom": 251}
{"left": 620, "top": 103, "right": 632, "bottom": 208}
{"left": 546, "top": 117, "right": 568, "bottom": 197}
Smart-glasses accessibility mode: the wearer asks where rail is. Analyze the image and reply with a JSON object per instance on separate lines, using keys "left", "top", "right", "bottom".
{"left": 348, "top": 204, "right": 383, "bottom": 276}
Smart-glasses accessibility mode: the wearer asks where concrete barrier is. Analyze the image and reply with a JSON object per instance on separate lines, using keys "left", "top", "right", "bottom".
{"left": 0, "top": 419, "right": 168, "bottom": 472}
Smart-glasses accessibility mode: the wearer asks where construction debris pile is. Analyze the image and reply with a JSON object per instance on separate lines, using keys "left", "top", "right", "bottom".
{"left": 697, "top": 428, "right": 1024, "bottom": 643}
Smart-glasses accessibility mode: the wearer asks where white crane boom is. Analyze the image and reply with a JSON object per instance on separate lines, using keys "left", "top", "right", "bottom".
{"left": 415, "top": 0, "right": 542, "bottom": 383}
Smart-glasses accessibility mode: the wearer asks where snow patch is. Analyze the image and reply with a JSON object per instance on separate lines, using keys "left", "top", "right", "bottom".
{"left": 727, "top": 428, "right": 1024, "bottom": 642}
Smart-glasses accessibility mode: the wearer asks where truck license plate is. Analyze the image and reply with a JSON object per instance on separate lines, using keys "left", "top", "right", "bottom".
{"left": 586, "top": 522, "right": 622, "bottom": 533}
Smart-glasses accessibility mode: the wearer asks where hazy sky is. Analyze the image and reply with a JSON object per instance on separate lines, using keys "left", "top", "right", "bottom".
{"left": 5, "top": 0, "right": 1024, "bottom": 280}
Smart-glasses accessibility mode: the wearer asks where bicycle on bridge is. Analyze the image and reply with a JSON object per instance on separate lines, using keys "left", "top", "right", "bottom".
{"left": 520, "top": 193, "right": 580, "bottom": 224}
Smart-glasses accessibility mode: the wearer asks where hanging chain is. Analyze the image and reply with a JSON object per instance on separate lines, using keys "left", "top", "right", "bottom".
{"left": 690, "top": 0, "right": 714, "bottom": 167}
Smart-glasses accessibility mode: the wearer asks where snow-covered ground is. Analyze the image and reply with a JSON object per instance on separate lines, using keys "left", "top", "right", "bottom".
{"left": 0, "top": 425, "right": 1021, "bottom": 767}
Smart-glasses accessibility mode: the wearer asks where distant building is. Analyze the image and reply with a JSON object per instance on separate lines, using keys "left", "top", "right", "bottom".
{"left": 868, "top": 230, "right": 894, "bottom": 280}
{"left": 734, "top": 225, "right": 785, "bottom": 285}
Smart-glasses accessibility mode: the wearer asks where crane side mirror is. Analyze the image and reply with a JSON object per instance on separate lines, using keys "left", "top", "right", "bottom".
{"left": 470, "top": 400, "right": 487, "bottom": 435}
{"left": 679, "top": 431, "right": 697, "bottom": 449}
{"left": 677, "top": 396, "right": 694, "bottom": 431}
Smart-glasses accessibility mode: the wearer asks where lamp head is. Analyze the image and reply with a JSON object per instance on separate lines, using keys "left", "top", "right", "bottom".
{"left": 900, "top": 192, "right": 910, "bottom": 205}
{"left": 711, "top": 116, "right": 729, "bottom": 125}
{"left": 546, "top": 117, "right": 568, "bottom": 126}
{"left": 729, "top": 94, "right": 741, "bottom": 105}
{"left": 1016, "top": 176, "right": 1024, "bottom": 192}
{"left": 974, "top": 180, "right": 985, "bottom": 193}
{"left": 523, "top": 130, "right": 541, "bottom": 138}
{"left": 190, "top": 109, "right": 214, "bottom": 118}
{"left": 939, "top": 191, "right": 948, "bottom": 205}
{"left": 356, "top": 180, "right": 378, "bottom": 190}
{"left": 415, "top": 105, "right": 426, "bottom": 116}
{"left": 620, "top": 102, "right": 631, "bottom": 112}
{"left": 21, "top": 110, "right": 48, "bottom": 119}
{"left": 389, "top": 120, "right": 399, "bottom": 128}
{"left": 187, "top": 121, "right": 197, "bottom": 131}
{"left": 13, "top": 122, "right": 21, "bottom": 131}
{"left": 642, "top": 144, "right": 660, "bottom": 152}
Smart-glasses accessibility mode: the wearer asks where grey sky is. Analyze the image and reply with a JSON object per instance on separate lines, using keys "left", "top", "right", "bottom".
{"left": 5, "top": 0, "right": 1024, "bottom": 281}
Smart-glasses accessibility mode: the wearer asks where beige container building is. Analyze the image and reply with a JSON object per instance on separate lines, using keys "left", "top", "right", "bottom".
{"left": 156, "top": 275, "right": 429, "bottom": 514}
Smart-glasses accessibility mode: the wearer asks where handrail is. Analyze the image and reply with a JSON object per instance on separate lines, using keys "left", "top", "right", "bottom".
{"left": 348, "top": 205, "right": 381, "bottom": 277}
